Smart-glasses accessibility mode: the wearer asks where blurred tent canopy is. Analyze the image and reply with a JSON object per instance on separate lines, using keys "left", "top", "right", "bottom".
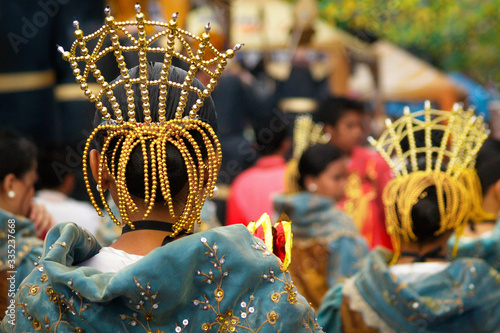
{"left": 349, "top": 41, "right": 466, "bottom": 111}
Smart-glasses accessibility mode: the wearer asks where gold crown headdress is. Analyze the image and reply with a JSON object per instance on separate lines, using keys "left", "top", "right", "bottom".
{"left": 58, "top": 4, "right": 242, "bottom": 235}
{"left": 369, "top": 102, "right": 489, "bottom": 264}
{"left": 284, "top": 115, "right": 330, "bottom": 194}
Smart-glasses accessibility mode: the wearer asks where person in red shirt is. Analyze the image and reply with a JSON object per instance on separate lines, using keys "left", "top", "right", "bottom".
{"left": 226, "top": 116, "right": 291, "bottom": 226}
{"left": 315, "top": 97, "right": 393, "bottom": 249}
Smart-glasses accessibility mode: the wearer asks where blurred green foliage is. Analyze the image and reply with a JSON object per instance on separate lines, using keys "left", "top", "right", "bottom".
{"left": 318, "top": 0, "right": 500, "bottom": 84}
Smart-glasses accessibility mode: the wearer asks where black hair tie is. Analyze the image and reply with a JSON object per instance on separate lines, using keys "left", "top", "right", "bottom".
{"left": 122, "top": 220, "right": 191, "bottom": 246}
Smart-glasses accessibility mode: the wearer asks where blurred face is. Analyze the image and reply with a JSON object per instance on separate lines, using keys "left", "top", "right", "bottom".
{"left": 325, "top": 111, "right": 364, "bottom": 154}
{"left": 307, "top": 158, "right": 347, "bottom": 202}
{"left": 1, "top": 162, "right": 38, "bottom": 217}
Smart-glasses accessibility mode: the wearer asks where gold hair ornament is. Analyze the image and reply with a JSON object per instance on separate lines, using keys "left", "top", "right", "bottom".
{"left": 58, "top": 5, "right": 242, "bottom": 236}
{"left": 369, "top": 102, "right": 489, "bottom": 264}
{"left": 284, "top": 115, "right": 330, "bottom": 194}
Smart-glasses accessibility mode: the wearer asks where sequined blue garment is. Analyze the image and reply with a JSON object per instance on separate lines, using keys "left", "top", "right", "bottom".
{"left": 448, "top": 219, "right": 500, "bottom": 271}
{"left": 0, "top": 208, "right": 43, "bottom": 290}
{"left": 1, "top": 223, "right": 323, "bottom": 332}
{"left": 273, "top": 192, "right": 368, "bottom": 286}
{"left": 318, "top": 248, "right": 500, "bottom": 333}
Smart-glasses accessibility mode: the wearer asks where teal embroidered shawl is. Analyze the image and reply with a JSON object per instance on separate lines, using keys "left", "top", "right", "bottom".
{"left": 2, "top": 223, "right": 323, "bottom": 332}
{"left": 318, "top": 248, "right": 500, "bottom": 333}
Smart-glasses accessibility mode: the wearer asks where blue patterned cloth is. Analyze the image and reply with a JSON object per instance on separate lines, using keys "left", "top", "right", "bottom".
{"left": 273, "top": 192, "right": 368, "bottom": 286}
{"left": 0, "top": 208, "right": 43, "bottom": 290}
{"left": 1, "top": 223, "right": 323, "bottom": 332}
{"left": 448, "top": 218, "right": 500, "bottom": 271}
{"left": 318, "top": 248, "right": 500, "bottom": 333}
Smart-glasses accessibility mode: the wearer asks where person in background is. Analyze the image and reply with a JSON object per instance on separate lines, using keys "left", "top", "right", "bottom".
{"left": 35, "top": 146, "right": 101, "bottom": 234}
{"left": 274, "top": 144, "right": 368, "bottom": 310}
{"left": 226, "top": 115, "right": 290, "bottom": 226}
{"left": 318, "top": 106, "right": 500, "bottom": 333}
{"left": 0, "top": 128, "right": 54, "bottom": 315}
{"left": 314, "top": 97, "right": 392, "bottom": 249}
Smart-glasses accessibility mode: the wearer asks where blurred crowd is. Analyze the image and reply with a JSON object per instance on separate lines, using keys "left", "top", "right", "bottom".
{"left": 1, "top": 1, "right": 500, "bottom": 332}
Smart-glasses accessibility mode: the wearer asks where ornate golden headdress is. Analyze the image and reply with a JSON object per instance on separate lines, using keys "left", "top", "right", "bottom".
{"left": 284, "top": 115, "right": 330, "bottom": 194}
{"left": 58, "top": 4, "right": 242, "bottom": 235}
{"left": 369, "top": 102, "right": 489, "bottom": 264}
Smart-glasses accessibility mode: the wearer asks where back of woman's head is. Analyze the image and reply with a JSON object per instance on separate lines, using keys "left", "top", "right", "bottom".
{"left": 94, "top": 63, "right": 217, "bottom": 202}
{"left": 0, "top": 128, "right": 37, "bottom": 182}
{"left": 298, "top": 144, "right": 343, "bottom": 190}
{"left": 391, "top": 158, "right": 449, "bottom": 245}
{"left": 408, "top": 186, "right": 442, "bottom": 244}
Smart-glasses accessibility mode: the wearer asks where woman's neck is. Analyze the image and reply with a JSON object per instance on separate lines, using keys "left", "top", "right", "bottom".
{"left": 396, "top": 238, "right": 449, "bottom": 264}
{"left": 111, "top": 229, "right": 176, "bottom": 256}
{"left": 110, "top": 205, "right": 186, "bottom": 256}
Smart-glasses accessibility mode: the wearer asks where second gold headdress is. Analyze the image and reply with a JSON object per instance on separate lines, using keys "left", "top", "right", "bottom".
{"left": 369, "top": 102, "right": 489, "bottom": 263}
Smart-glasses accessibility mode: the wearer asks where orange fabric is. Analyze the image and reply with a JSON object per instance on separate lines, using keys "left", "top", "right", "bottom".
{"left": 288, "top": 242, "right": 329, "bottom": 310}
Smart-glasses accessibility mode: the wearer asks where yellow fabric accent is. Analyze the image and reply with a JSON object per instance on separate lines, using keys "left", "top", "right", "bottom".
{"left": 0, "top": 70, "right": 55, "bottom": 93}
{"left": 280, "top": 220, "right": 293, "bottom": 269}
{"left": 248, "top": 213, "right": 294, "bottom": 269}
{"left": 247, "top": 213, "right": 274, "bottom": 252}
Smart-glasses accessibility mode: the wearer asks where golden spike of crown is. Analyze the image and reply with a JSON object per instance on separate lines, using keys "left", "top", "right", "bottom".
{"left": 57, "top": 4, "right": 243, "bottom": 124}
{"left": 368, "top": 101, "right": 489, "bottom": 178}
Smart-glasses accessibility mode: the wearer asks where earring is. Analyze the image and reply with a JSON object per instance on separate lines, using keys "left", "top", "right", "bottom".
{"left": 307, "top": 183, "right": 317, "bottom": 192}
{"left": 212, "top": 185, "right": 219, "bottom": 196}
{"left": 7, "top": 191, "right": 15, "bottom": 198}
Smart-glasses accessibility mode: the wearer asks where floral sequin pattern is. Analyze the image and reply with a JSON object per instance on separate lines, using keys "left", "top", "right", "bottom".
{"left": 16, "top": 276, "right": 90, "bottom": 332}
{"left": 193, "top": 236, "right": 321, "bottom": 332}
{"left": 119, "top": 278, "right": 189, "bottom": 332}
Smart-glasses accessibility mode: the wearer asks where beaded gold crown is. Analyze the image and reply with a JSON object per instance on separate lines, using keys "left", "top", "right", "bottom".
{"left": 369, "top": 102, "right": 489, "bottom": 263}
{"left": 58, "top": 4, "right": 242, "bottom": 235}
{"left": 369, "top": 102, "right": 488, "bottom": 177}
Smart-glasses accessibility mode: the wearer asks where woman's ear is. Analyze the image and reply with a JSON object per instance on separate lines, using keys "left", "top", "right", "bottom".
{"left": 89, "top": 149, "right": 111, "bottom": 191}
{"left": 1, "top": 173, "right": 17, "bottom": 198}
{"left": 1, "top": 173, "right": 16, "bottom": 195}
